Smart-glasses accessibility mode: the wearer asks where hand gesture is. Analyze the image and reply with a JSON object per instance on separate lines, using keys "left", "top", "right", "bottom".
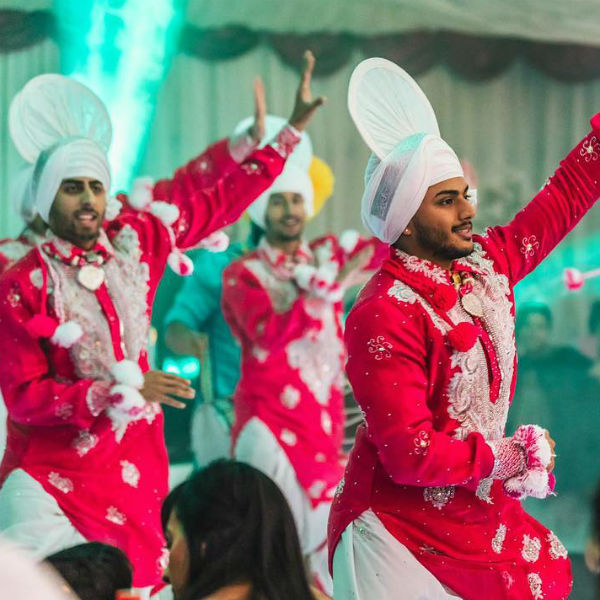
{"left": 140, "top": 370, "right": 195, "bottom": 409}
{"left": 249, "top": 77, "right": 266, "bottom": 145}
{"left": 336, "top": 245, "right": 375, "bottom": 289}
{"left": 289, "top": 50, "right": 326, "bottom": 131}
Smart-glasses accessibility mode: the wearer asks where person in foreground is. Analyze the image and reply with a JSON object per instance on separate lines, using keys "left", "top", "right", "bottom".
{"left": 327, "top": 57, "right": 600, "bottom": 599}
{"left": 0, "top": 51, "right": 323, "bottom": 591}
{"left": 162, "top": 460, "right": 330, "bottom": 600}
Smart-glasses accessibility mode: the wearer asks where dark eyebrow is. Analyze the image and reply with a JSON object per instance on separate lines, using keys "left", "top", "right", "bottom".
{"left": 435, "top": 185, "right": 470, "bottom": 198}
{"left": 62, "top": 179, "right": 83, "bottom": 185}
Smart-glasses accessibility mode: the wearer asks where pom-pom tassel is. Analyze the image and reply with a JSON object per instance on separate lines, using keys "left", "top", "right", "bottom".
{"left": 168, "top": 250, "right": 194, "bottom": 276}
{"left": 51, "top": 321, "right": 83, "bottom": 348}
{"left": 447, "top": 322, "right": 479, "bottom": 353}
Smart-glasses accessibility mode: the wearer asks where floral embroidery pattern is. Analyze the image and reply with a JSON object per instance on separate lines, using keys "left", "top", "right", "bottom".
{"left": 120, "top": 460, "right": 140, "bottom": 488}
{"left": 7, "top": 286, "right": 21, "bottom": 308}
{"left": 528, "top": 573, "right": 544, "bottom": 599}
{"left": 522, "top": 535, "right": 541, "bottom": 563}
{"left": 413, "top": 430, "right": 431, "bottom": 455}
{"left": 580, "top": 135, "right": 600, "bottom": 162}
{"left": 396, "top": 250, "right": 448, "bottom": 285}
{"left": 334, "top": 476, "right": 345, "bottom": 497}
{"left": 106, "top": 506, "right": 127, "bottom": 526}
{"left": 476, "top": 478, "right": 494, "bottom": 504}
{"left": 55, "top": 403, "right": 74, "bottom": 420}
{"left": 423, "top": 486, "right": 455, "bottom": 510}
{"left": 367, "top": 336, "right": 392, "bottom": 360}
{"left": 547, "top": 532, "right": 568, "bottom": 560}
{"left": 48, "top": 472, "right": 74, "bottom": 494}
{"left": 280, "top": 429, "right": 297, "bottom": 446}
{"left": 520, "top": 236, "right": 539, "bottom": 259}
{"left": 72, "top": 430, "right": 99, "bottom": 457}
{"left": 280, "top": 385, "right": 301, "bottom": 409}
{"left": 387, "top": 279, "right": 419, "bottom": 304}
{"left": 492, "top": 524, "right": 507, "bottom": 554}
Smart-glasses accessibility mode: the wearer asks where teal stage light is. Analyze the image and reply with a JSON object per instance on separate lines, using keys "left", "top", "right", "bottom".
{"left": 162, "top": 356, "right": 201, "bottom": 380}
{"left": 55, "top": 0, "right": 187, "bottom": 191}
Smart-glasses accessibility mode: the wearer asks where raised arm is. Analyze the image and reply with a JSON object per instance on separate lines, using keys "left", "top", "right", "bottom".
{"left": 483, "top": 114, "right": 600, "bottom": 285}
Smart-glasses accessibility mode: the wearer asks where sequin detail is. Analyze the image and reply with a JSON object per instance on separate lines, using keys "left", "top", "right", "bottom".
{"left": 120, "top": 460, "right": 140, "bottom": 488}
{"left": 528, "top": 573, "right": 544, "bottom": 599}
{"left": 280, "top": 429, "right": 297, "bottom": 446}
{"left": 72, "top": 430, "right": 99, "bottom": 457}
{"left": 423, "top": 486, "right": 455, "bottom": 510}
{"left": 547, "top": 532, "right": 568, "bottom": 560}
{"left": 280, "top": 385, "right": 300, "bottom": 409}
{"left": 413, "top": 430, "right": 431, "bottom": 455}
{"left": 520, "top": 236, "right": 539, "bottom": 259}
{"left": 492, "top": 524, "right": 506, "bottom": 554}
{"left": 106, "top": 506, "right": 127, "bottom": 526}
{"left": 522, "top": 535, "right": 541, "bottom": 563}
{"left": 48, "top": 472, "right": 74, "bottom": 494}
{"left": 367, "top": 335, "right": 392, "bottom": 360}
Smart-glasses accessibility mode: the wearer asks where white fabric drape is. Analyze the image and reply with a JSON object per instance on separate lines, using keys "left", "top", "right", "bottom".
{"left": 0, "top": 39, "right": 60, "bottom": 238}
{"left": 186, "top": 0, "right": 600, "bottom": 46}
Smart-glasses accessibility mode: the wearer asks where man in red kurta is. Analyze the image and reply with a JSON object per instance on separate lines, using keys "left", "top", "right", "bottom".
{"left": 328, "top": 58, "right": 599, "bottom": 600}
{"left": 0, "top": 62, "right": 323, "bottom": 590}
{"left": 222, "top": 153, "right": 384, "bottom": 593}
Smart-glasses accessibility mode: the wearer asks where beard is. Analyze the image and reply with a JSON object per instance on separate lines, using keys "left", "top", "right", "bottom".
{"left": 413, "top": 220, "right": 473, "bottom": 261}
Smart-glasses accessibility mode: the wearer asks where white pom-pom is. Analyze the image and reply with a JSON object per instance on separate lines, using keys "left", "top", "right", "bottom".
{"left": 149, "top": 201, "right": 180, "bottom": 227}
{"left": 293, "top": 264, "right": 317, "bottom": 290}
{"left": 504, "top": 468, "right": 550, "bottom": 500}
{"left": 105, "top": 196, "right": 122, "bottom": 221}
{"left": 111, "top": 359, "right": 144, "bottom": 389}
{"left": 198, "top": 230, "right": 230, "bottom": 253}
{"left": 107, "top": 384, "right": 146, "bottom": 442}
{"left": 128, "top": 177, "right": 154, "bottom": 210}
{"left": 339, "top": 229, "right": 360, "bottom": 254}
{"left": 51, "top": 321, "right": 83, "bottom": 348}
{"left": 168, "top": 250, "right": 194, "bottom": 276}
{"left": 513, "top": 424, "right": 552, "bottom": 469}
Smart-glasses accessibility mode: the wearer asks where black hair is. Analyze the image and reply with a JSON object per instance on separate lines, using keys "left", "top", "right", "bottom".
{"left": 164, "top": 459, "right": 314, "bottom": 600}
{"left": 45, "top": 542, "right": 132, "bottom": 600}
{"left": 516, "top": 303, "right": 553, "bottom": 334}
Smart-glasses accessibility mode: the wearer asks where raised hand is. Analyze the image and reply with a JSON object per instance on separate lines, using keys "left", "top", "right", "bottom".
{"left": 140, "top": 370, "right": 195, "bottom": 409}
{"left": 249, "top": 77, "right": 266, "bottom": 145}
{"left": 336, "top": 245, "right": 376, "bottom": 289}
{"left": 289, "top": 50, "right": 326, "bottom": 131}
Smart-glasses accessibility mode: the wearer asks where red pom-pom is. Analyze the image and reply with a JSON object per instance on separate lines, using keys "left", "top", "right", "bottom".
{"left": 447, "top": 322, "right": 479, "bottom": 352}
{"left": 432, "top": 285, "right": 457, "bottom": 311}
{"left": 25, "top": 315, "right": 58, "bottom": 339}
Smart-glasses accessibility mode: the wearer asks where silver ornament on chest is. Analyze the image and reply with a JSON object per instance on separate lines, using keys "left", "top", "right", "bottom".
{"left": 77, "top": 264, "right": 105, "bottom": 291}
{"left": 460, "top": 292, "right": 484, "bottom": 318}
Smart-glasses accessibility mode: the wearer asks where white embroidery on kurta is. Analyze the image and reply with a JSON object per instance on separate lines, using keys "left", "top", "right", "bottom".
{"left": 476, "top": 478, "right": 494, "bottom": 504}
{"left": 520, "top": 236, "right": 539, "bottom": 259}
{"left": 528, "top": 573, "right": 544, "bottom": 599}
{"left": 413, "top": 430, "right": 430, "bottom": 455}
{"left": 252, "top": 346, "right": 269, "bottom": 363}
{"left": 522, "top": 535, "right": 542, "bottom": 563}
{"left": 55, "top": 402, "right": 74, "bottom": 420}
{"left": 308, "top": 480, "right": 326, "bottom": 498}
{"left": 396, "top": 250, "right": 448, "bottom": 285}
{"left": 580, "top": 136, "right": 600, "bottom": 162}
{"left": 72, "top": 430, "right": 99, "bottom": 457}
{"left": 6, "top": 287, "right": 21, "bottom": 307}
{"left": 547, "top": 532, "right": 568, "bottom": 560}
{"left": 280, "top": 429, "right": 297, "bottom": 446}
{"left": 423, "top": 486, "right": 455, "bottom": 510}
{"left": 280, "top": 385, "right": 300, "bottom": 409}
{"left": 334, "top": 476, "right": 345, "bottom": 497}
{"left": 106, "top": 506, "right": 127, "bottom": 526}
{"left": 492, "top": 524, "right": 507, "bottom": 554}
{"left": 48, "top": 472, "right": 74, "bottom": 494}
{"left": 367, "top": 336, "right": 392, "bottom": 360}
{"left": 120, "top": 460, "right": 140, "bottom": 488}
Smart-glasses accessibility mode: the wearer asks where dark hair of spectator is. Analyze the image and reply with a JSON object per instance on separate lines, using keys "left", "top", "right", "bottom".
{"left": 165, "top": 459, "right": 314, "bottom": 600}
{"left": 45, "top": 542, "right": 132, "bottom": 600}
{"left": 516, "top": 303, "right": 553, "bottom": 334}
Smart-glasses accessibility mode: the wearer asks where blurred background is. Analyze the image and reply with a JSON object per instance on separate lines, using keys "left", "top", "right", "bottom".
{"left": 1, "top": 2, "right": 600, "bottom": 596}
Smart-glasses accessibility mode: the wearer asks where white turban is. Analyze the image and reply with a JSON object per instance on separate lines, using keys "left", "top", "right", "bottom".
{"left": 349, "top": 58, "right": 463, "bottom": 243}
{"left": 9, "top": 74, "right": 113, "bottom": 224}
{"left": 10, "top": 165, "right": 36, "bottom": 223}
{"left": 32, "top": 137, "right": 111, "bottom": 223}
{"left": 248, "top": 161, "right": 314, "bottom": 229}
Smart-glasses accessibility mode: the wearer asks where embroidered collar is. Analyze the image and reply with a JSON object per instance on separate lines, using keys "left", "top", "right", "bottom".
{"left": 19, "top": 227, "right": 47, "bottom": 248}
{"left": 41, "top": 228, "right": 114, "bottom": 267}
{"left": 257, "top": 237, "right": 313, "bottom": 279}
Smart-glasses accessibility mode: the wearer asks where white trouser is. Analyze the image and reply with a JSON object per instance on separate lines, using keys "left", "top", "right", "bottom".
{"left": 190, "top": 401, "right": 232, "bottom": 467}
{"left": 234, "top": 418, "right": 332, "bottom": 595}
{"left": 333, "top": 509, "right": 463, "bottom": 600}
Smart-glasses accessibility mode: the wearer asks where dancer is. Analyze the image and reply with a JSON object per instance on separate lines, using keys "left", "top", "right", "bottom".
{"left": 0, "top": 52, "right": 323, "bottom": 590}
{"left": 328, "top": 58, "right": 600, "bottom": 600}
{"left": 222, "top": 137, "right": 383, "bottom": 594}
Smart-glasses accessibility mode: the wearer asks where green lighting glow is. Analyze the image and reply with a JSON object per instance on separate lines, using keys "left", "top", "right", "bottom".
{"left": 162, "top": 356, "right": 200, "bottom": 379}
{"left": 55, "top": 0, "right": 186, "bottom": 191}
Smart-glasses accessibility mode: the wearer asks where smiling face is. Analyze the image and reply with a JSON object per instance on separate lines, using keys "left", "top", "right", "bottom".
{"left": 396, "top": 176, "right": 476, "bottom": 267}
{"left": 264, "top": 191, "right": 307, "bottom": 243}
{"left": 48, "top": 177, "right": 107, "bottom": 250}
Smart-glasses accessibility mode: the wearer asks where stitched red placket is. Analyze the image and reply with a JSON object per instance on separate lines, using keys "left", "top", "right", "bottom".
{"left": 94, "top": 282, "right": 127, "bottom": 362}
{"left": 458, "top": 276, "right": 502, "bottom": 404}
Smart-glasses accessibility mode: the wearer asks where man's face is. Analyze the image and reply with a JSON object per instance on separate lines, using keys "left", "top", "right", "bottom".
{"left": 163, "top": 510, "right": 190, "bottom": 599}
{"left": 405, "top": 176, "right": 476, "bottom": 263}
{"left": 518, "top": 313, "right": 552, "bottom": 355}
{"left": 48, "top": 177, "right": 106, "bottom": 250}
{"left": 264, "top": 191, "right": 307, "bottom": 243}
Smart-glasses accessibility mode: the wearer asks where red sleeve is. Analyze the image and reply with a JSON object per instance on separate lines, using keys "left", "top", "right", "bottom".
{"left": 0, "top": 272, "right": 108, "bottom": 430}
{"left": 345, "top": 298, "right": 495, "bottom": 490}
{"left": 482, "top": 115, "right": 600, "bottom": 285}
{"left": 221, "top": 261, "right": 321, "bottom": 353}
{"left": 152, "top": 143, "right": 287, "bottom": 251}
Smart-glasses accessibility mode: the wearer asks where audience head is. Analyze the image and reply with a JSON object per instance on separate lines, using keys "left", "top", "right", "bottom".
{"left": 516, "top": 302, "right": 553, "bottom": 355}
{"left": 45, "top": 542, "right": 133, "bottom": 600}
{"left": 163, "top": 459, "right": 314, "bottom": 600}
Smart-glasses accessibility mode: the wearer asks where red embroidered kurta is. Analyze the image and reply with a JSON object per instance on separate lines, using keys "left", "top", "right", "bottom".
{"left": 328, "top": 117, "right": 600, "bottom": 600}
{"left": 222, "top": 235, "right": 384, "bottom": 507}
{"left": 0, "top": 135, "right": 294, "bottom": 587}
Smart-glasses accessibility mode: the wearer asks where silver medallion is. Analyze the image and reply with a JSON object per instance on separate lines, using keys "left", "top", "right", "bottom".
{"left": 460, "top": 292, "right": 484, "bottom": 317}
{"left": 77, "top": 264, "right": 105, "bottom": 291}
